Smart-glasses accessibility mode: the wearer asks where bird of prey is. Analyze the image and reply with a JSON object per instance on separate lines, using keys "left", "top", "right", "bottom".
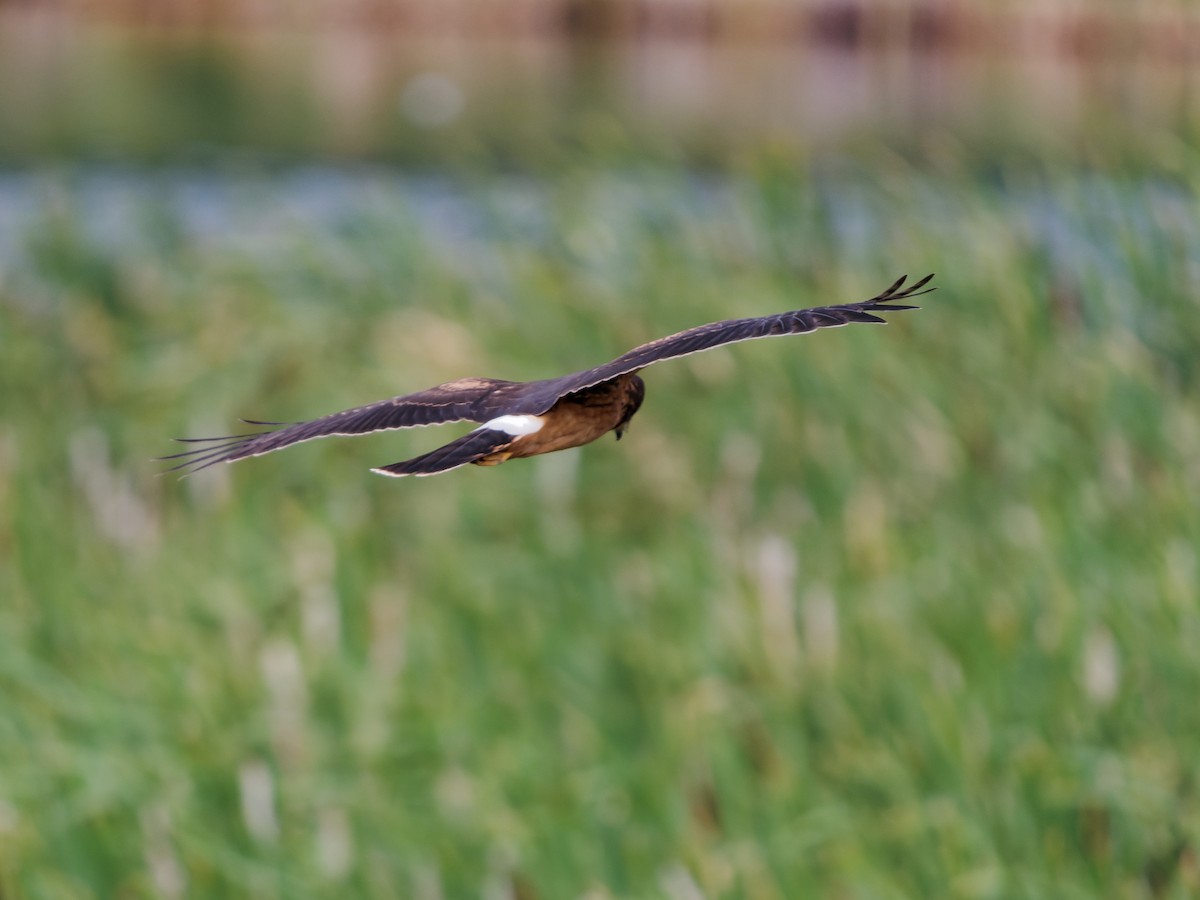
{"left": 163, "top": 273, "right": 933, "bottom": 478}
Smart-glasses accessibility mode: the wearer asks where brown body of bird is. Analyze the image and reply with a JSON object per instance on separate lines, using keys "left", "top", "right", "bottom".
{"left": 474, "top": 374, "right": 646, "bottom": 465}
{"left": 163, "top": 274, "right": 932, "bottom": 478}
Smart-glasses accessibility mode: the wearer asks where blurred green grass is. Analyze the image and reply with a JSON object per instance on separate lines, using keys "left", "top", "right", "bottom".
{"left": 1, "top": 161, "right": 1199, "bottom": 898}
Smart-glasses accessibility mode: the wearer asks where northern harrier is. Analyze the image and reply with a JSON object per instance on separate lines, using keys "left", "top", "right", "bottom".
{"left": 164, "top": 274, "right": 933, "bottom": 478}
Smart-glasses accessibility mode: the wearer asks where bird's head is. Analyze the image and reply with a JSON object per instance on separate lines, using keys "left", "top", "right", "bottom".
{"left": 614, "top": 375, "right": 646, "bottom": 441}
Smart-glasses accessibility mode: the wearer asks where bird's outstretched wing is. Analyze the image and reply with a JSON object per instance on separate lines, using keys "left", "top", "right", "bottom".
{"left": 161, "top": 377, "right": 517, "bottom": 475}
{"left": 371, "top": 427, "right": 516, "bottom": 478}
{"left": 516, "top": 273, "right": 935, "bottom": 411}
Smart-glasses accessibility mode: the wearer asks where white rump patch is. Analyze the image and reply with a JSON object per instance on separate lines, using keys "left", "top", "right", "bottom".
{"left": 479, "top": 414, "right": 544, "bottom": 437}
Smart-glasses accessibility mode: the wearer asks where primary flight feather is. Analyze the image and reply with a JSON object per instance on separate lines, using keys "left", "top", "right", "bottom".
{"left": 163, "top": 273, "right": 934, "bottom": 478}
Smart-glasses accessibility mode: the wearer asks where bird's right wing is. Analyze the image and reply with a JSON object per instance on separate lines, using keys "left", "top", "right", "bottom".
{"left": 524, "top": 274, "right": 935, "bottom": 406}
{"left": 160, "top": 377, "right": 516, "bottom": 475}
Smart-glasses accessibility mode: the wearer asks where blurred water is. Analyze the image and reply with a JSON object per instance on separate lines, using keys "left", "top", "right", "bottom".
{"left": 0, "top": 168, "right": 697, "bottom": 273}
{"left": 3, "top": 166, "right": 1195, "bottom": 290}
{"left": 2, "top": 10, "right": 1199, "bottom": 165}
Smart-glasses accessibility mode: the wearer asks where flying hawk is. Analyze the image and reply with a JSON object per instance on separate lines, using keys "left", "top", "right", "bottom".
{"left": 163, "top": 273, "right": 933, "bottom": 478}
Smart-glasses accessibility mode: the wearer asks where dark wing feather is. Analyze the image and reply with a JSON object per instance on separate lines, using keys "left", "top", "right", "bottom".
{"left": 161, "top": 377, "right": 517, "bottom": 475}
{"left": 371, "top": 428, "right": 515, "bottom": 478}
{"left": 516, "top": 274, "right": 934, "bottom": 411}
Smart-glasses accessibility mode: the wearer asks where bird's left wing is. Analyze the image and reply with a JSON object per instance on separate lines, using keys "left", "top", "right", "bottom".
{"left": 371, "top": 427, "right": 518, "bottom": 478}
{"left": 520, "top": 274, "right": 934, "bottom": 409}
{"left": 161, "top": 377, "right": 517, "bottom": 475}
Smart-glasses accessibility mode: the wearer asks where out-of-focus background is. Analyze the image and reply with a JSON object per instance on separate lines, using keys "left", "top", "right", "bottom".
{"left": 3, "top": 1, "right": 1200, "bottom": 897}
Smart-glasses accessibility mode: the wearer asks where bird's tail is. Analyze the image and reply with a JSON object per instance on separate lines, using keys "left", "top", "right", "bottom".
{"left": 371, "top": 428, "right": 515, "bottom": 477}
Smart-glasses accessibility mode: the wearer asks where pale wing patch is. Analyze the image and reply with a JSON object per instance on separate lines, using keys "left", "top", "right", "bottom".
{"left": 479, "top": 414, "right": 544, "bottom": 437}
{"left": 437, "top": 377, "right": 499, "bottom": 391}
{"left": 370, "top": 466, "right": 408, "bottom": 478}
{"left": 370, "top": 466, "right": 448, "bottom": 478}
